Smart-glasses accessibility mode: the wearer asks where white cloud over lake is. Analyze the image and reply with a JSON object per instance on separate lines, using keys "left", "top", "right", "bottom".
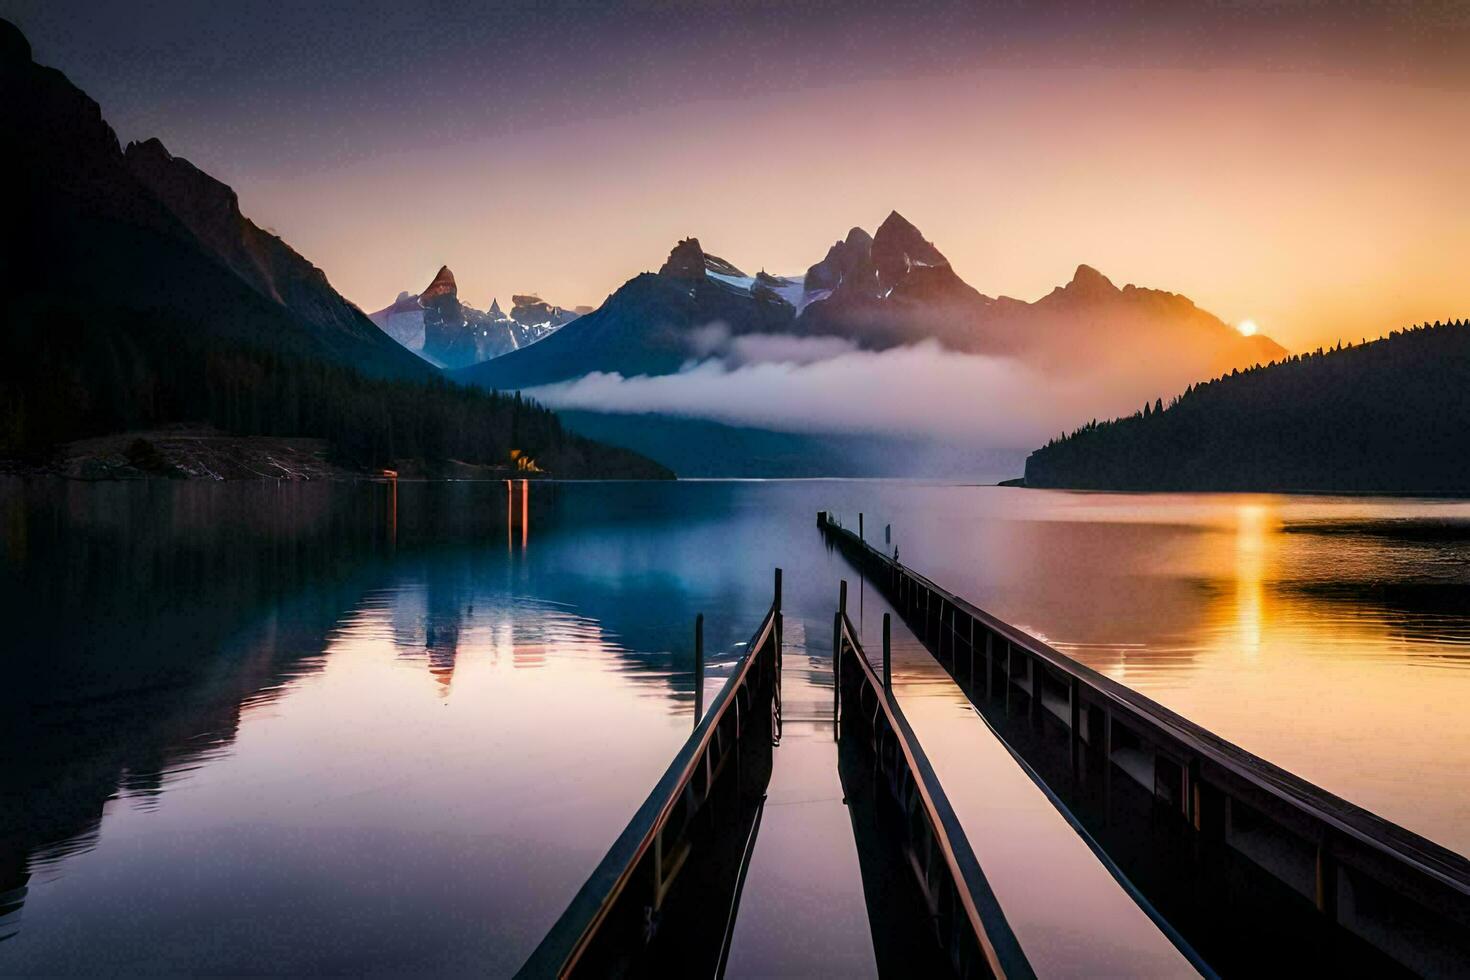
{"left": 525, "top": 337, "right": 1140, "bottom": 446}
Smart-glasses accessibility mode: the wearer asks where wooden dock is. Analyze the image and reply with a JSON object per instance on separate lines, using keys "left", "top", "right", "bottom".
{"left": 515, "top": 568, "right": 1040, "bottom": 978}
{"left": 515, "top": 574, "right": 784, "bottom": 978}
{"left": 819, "top": 510, "right": 1470, "bottom": 977}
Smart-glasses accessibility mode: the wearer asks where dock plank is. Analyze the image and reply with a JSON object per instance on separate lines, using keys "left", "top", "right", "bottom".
{"left": 722, "top": 630, "right": 878, "bottom": 978}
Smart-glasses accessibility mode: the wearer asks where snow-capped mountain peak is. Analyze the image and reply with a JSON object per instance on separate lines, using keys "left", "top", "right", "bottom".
{"left": 369, "top": 270, "right": 581, "bottom": 369}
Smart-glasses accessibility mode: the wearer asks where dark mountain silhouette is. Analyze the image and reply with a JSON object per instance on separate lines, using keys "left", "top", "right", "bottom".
{"left": 0, "top": 24, "right": 423, "bottom": 381}
{"left": 122, "top": 136, "right": 414, "bottom": 368}
{"left": 453, "top": 211, "right": 1283, "bottom": 401}
{"left": 0, "top": 19, "right": 668, "bottom": 479}
{"left": 1023, "top": 321, "right": 1470, "bottom": 493}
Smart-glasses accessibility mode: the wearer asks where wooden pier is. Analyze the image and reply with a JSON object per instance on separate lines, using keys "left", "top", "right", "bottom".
{"left": 516, "top": 566, "right": 1044, "bottom": 978}
{"left": 819, "top": 510, "right": 1470, "bottom": 977}
{"left": 833, "top": 601, "right": 1033, "bottom": 978}
{"left": 515, "top": 573, "right": 784, "bottom": 978}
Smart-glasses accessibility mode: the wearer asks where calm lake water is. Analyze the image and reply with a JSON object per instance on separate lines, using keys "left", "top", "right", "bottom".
{"left": 2, "top": 477, "right": 1468, "bottom": 973}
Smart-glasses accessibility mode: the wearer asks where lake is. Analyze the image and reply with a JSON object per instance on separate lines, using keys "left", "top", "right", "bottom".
{"left": 3, "top": 477, "right": 1467, "bottom": 973}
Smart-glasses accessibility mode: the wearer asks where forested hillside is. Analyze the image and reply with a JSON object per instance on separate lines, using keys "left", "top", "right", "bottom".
{"left": 1024, "top": 321, "right": 1470, "bottom": 493}
{"left": 0, "top": 304, "right": 667, "bottom": 477}
{"left": 0, "top": 18, "right": 668, "bottom": 480}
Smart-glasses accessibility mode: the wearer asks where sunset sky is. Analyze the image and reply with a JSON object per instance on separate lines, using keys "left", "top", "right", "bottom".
{"left": 8, "top": 0, "right": 1468, "bottom": 352}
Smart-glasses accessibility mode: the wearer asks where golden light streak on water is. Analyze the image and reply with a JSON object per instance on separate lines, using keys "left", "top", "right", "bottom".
{"left": 1231, "top": 501, "right": 1272, "bottom": 659}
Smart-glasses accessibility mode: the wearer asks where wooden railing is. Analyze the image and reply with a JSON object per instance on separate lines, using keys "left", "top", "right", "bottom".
{"left": 820, "top": 511, "right": 1470, "bottom": 977}
{"left": 834, "top": 605, "right": 1033, "bottom": 980}
{"left": 516, "top": 570, "right": 784, "bottom": 979}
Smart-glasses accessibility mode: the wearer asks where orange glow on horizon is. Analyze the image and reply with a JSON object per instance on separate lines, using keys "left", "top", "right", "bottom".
{"left": 245, "top": 66, "right": 1469, "bottom": 356}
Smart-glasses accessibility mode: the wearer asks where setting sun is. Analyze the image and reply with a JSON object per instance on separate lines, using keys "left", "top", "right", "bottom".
{"left": 1237, "top": 319, "right": 1259, "bottom": 337}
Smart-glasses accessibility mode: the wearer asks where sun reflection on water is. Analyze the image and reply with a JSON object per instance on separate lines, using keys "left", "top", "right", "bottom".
{"left": 1230, "top": 501, "right": 1272, "bottom": 658}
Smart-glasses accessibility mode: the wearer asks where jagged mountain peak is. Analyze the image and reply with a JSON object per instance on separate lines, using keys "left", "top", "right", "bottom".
{"left": 370, "top": 269, "right": 582, "bottom": 369}
{"left": 1040, "top": 263, "right": 1121, "bottom": 305}
{"left": 126, "top": 136, "right": 171, "bottom": 162}
{"left": 871, "top": 210, "right": 950, "bottom": 291}
{"left": 1069, "top": 263, "right": 1116, "bottom": 293}
{"left": 659, "top": 238, "right": 707, "bottom": 280}
{"left": 806, "top": 227, "right": 875, "bottom": 293}
{"left": 875, "top": 209, "right": 920, "bottom": 239}
{"left": 124, "top": 137, "right": 242, "bottom": 221}
{"left": 659, "top": 237, "right": 745, "bottom": 280}
{"left": 422, "top": 265, "right": 457, "bottom": 300}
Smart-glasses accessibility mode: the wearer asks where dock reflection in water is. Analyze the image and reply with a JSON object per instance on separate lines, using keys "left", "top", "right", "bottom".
{"left": 2, "top": 478, "right": 1469, "bottom": 973}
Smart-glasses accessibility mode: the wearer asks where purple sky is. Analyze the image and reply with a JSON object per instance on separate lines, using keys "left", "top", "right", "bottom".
{"left": 6, "top": 1, "right": 1468, "bottom": 349}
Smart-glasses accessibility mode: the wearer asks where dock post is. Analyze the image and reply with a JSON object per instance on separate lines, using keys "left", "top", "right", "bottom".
{"left": 1030, "top": 656, "right": 1042, "bottom": 727}
{"left": 882, "top": 613, "right": 891, "bottom": 689}
{"left": 948, "top": 605, "right": 955, "bottom": 664}
{"left": 832, "top": 610, "right": 842, "bottom": 740}
{"left": 983, "top": 631, "right": 992, "bottom": 700}
{"left": 1315, "top": 834, "right": 1339, "bottom": 923}
{"left": 859, "top": 512, "right": 864, "bottom": 542}
{"left": 885, "top": 523, "right": 891, "bottom": 545}
{"left": 946, "top": 605, "right": 954, "bottom": 664}
{"left": 1004, "top": 641, "right": 1013, "bottom": 716}
{"left": 1069, "top": 676, "right": 1082, "bottom": 771}
{"left": 1189, "top": 758, "right": 1202, "bottom": 831}
{"left": 774, "top": 567, "right": 783, "bottom": 670}
{"left": 968, "top": 617, "right": 976, "bottom": 691}
{"left": 947, "top": 604, "right": 954, "bottom": 664}
{"left": 694, "top": 613, "right": 704, "bottom": 730}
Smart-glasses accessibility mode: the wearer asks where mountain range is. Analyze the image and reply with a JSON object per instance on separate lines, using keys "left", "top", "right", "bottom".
{"left": 437, "top": 209, "right": 1285, "bottom": 475}
{"left": 369, "top": 267, "right": 586, "bottom": 369}
{"left": 453, "top": 210, "right": 1284, "bottom": 396}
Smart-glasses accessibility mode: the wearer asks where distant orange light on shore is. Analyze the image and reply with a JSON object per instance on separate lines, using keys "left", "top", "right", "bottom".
{"left": 1237, "top": 319, "right": 1259, "bottom": 337}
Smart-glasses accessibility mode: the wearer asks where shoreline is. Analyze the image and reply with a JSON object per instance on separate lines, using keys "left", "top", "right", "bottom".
{"left": 1011, "top": 478, "right": 1470, "bottom": 500}
{"left": 2, "top": 429, "right": 576, "bottom": 483}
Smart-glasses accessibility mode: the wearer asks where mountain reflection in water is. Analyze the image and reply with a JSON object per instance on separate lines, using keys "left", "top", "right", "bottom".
{"left": 2, "top": 478, "right": 1469, "bottom": 973}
